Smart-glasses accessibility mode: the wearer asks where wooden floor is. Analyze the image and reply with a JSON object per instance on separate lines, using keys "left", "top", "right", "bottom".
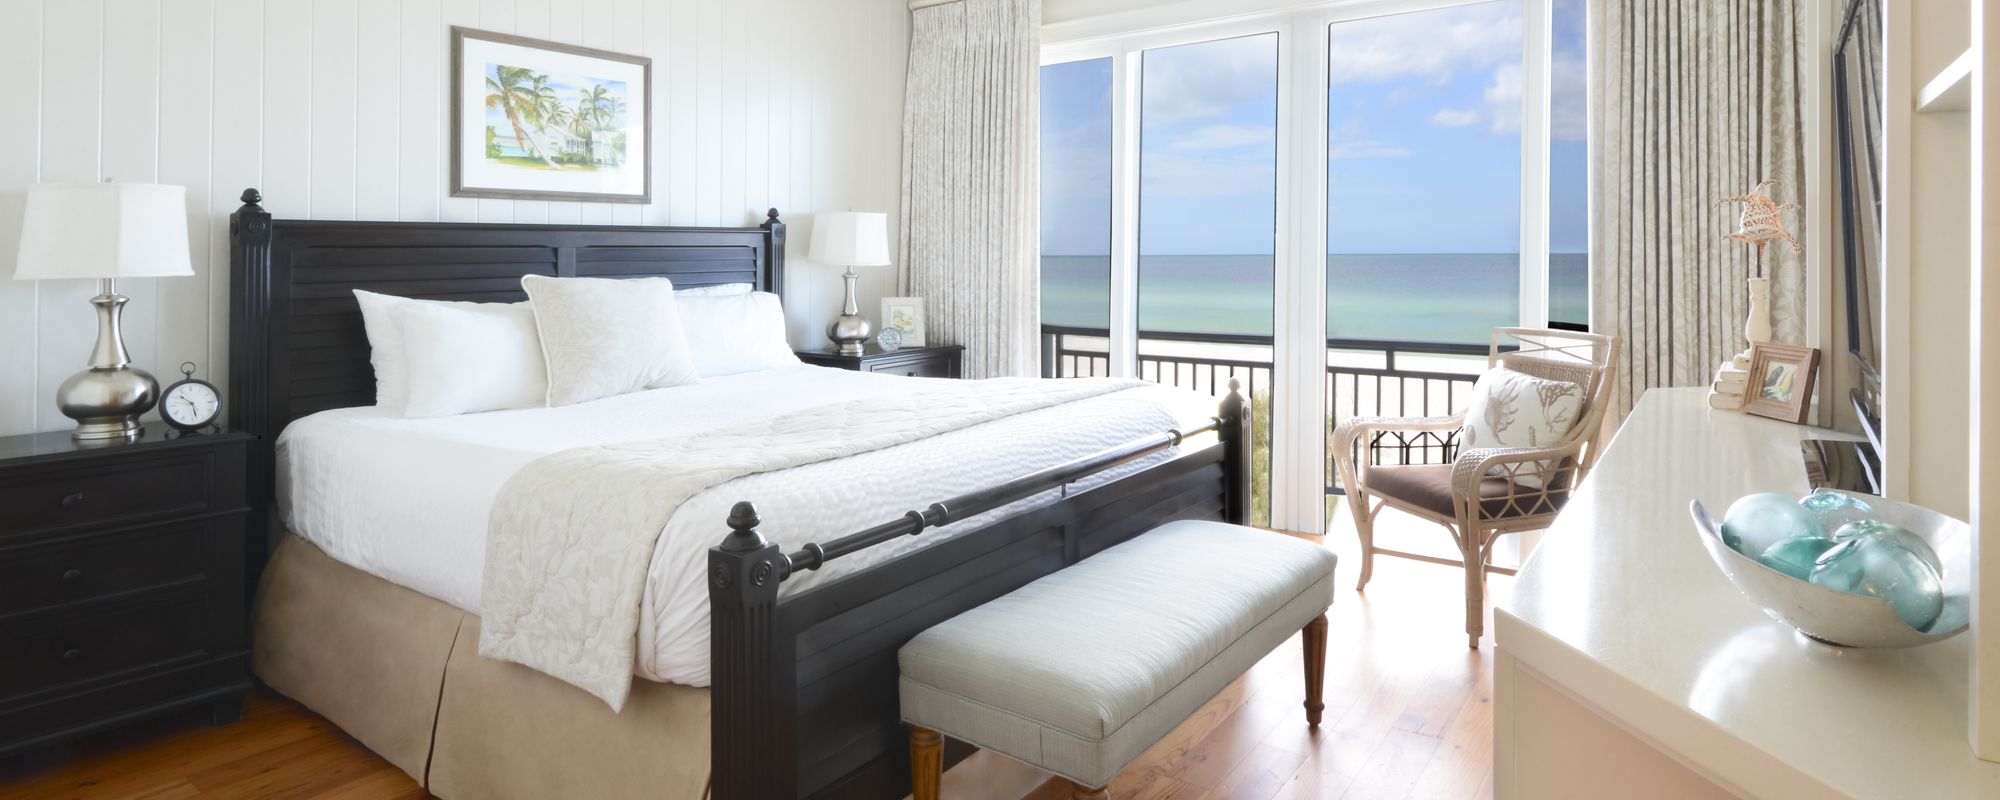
{"left": 0, "top": 507, "right": 1518, "bottom": 800}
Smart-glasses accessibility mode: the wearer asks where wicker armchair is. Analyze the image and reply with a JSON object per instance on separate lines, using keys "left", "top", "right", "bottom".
{"left": 1332, "top": 328, "right": 1621, "bottom": 648}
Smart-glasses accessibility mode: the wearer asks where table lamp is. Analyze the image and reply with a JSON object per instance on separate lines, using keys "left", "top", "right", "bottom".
{"left": 808, "top": 211, "right": 890, "bottom": 356}
{"left": 13, "top": 182, "right": 193, "bottom": 441}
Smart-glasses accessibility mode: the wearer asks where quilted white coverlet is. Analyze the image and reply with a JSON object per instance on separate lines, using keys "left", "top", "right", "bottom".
{"left": 477, "top": 377, "right": 1147, "bottom": 710}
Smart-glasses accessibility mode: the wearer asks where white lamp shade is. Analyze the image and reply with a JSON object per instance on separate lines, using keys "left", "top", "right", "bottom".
{"left": 13, "top": 182, "right": 194, "bottom": 281}
{"left": 808, "top": 211, "right": 891, "bottom": 268}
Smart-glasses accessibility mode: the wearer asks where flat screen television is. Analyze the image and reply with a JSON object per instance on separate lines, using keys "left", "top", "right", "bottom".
{"left": 1826, "top": 0, "right": 1884, "bottom": 492}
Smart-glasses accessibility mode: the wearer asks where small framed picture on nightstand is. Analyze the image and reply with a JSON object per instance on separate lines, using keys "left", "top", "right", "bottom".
{"left": 881, "top": 297, "right": 926, "bottom": 347}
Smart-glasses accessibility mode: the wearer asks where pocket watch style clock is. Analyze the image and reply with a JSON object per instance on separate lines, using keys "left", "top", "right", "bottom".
{"left": 161, "top": 362, "right": 222, "bottom": 432}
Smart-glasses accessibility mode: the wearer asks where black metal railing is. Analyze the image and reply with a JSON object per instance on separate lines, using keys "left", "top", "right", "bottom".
{"left": 1040, "top": 325, "right": 1490, "bottom": 500}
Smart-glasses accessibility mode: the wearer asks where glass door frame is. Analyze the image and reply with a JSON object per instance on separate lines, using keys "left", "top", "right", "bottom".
{"left": 1041, "top": 0, "right": 1559, "bottom": 534}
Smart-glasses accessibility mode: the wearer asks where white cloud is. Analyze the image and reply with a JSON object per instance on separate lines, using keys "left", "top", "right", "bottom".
{"left": 1168, "top": 124, "right": 1276, "bottom": 151}
{"left": 1139, "top": 34, "right": 1279, "bottom": 125}
{"left": 1482, "top": 63, "right": 1524, "bottom": 133}
{"left": 1327, "top": 4, "right": 1522, "bottom": 84}
{"left": 1429, "top": 108, "right": 1479, "bottom": 128}
{"left": 1328, "top": 139, "right": 1414, "bottom": 161}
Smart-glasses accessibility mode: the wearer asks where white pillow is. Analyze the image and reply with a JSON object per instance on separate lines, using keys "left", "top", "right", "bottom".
{"left": 676, "top": 291, "right": 800, "bottom": 377}
{"left": 522, "top": 274, "right": 703, "bottom": 406}
{"left": 392, "top": 301, "right": 548, "bottom": 418}
{"left": 354, "top": 290, "right": 523, "bottom": 411}
{"left": 676, "top": 282, "right": 753, "bottom": 297}
{"left": 1457, "top": 367, "right": 1585, "bottom": 489}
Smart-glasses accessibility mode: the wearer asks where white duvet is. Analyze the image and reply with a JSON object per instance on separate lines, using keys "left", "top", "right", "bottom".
{"left": 276, "top": 365, "right": 1215, "bottom": 686}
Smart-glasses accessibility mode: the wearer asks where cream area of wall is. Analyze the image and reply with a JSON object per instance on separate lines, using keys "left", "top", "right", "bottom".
{"left": 0, "top": 0, "right": 909, "bottom": 436}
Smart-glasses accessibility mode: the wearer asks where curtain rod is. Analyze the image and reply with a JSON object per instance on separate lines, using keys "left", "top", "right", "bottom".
{"left": 909, "top": 0, "right": 958, "bottom": 9}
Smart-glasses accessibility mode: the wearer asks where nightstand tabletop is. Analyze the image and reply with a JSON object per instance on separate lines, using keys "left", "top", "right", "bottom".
{"left": 0, "top": 423, "right": 249, "bottom": 467}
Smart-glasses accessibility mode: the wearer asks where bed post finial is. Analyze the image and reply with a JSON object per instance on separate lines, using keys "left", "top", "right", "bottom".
{"left": 722, "top": 501, "right": 767, "bottom": 551}
{"left": 240, "top": 187, "right": 263, "bottom": 207}
{"left": 766, "top": 207, "right": 780, "bottom": 222}
{"left": 1218, "top": 377, "right": 1252, "bottom": 525}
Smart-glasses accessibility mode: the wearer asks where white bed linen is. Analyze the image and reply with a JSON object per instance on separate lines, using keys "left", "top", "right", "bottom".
{"left": 276, "top": 365, "right": 1215, "bottom": 686}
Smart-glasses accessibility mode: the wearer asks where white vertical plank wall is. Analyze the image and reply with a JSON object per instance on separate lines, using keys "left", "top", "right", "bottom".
{"left": 0, "top": 0, "right": 912, "bottom": 436}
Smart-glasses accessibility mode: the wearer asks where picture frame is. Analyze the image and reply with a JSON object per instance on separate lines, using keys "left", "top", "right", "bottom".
{"left": 450, "top": 27, "right": 652, "bottom": 203}
{"left": 881, "top": 297, "right": 927, "bottom": 348}
{"left": 1743, "top": 342, "right": 1820, "bottom": 424}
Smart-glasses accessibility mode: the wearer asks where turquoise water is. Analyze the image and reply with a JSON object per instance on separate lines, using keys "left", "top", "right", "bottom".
{"left": 1041, "top": 253, "right": 1589, "bottom": 343}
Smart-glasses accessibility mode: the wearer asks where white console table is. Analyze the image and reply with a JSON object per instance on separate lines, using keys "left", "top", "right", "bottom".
{"left": 1494, "top": 388, "right": 2000, "bottom": 798}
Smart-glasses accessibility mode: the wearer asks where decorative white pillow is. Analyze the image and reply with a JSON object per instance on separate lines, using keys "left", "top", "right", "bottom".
{"left": 676, "top": 282, "right": 753, "bottom": 297}
{"left": 676, "top": 291, "right": 800, "bottom": 377}
{"left": 1457, "top": 367, "right": 1585, "bottom": 489}
{"left": 392, "top": 301, "right": 548, "bottom": 418}
{"left": 354, "top": 290, "right": 525, "bottom": 412}
{"left": 522, "top": 275, "right": 703, "bottom": 406}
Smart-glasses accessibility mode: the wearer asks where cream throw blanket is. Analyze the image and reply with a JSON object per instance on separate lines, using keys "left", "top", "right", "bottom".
{"left": 479, "top": 377, "right": 1146, "bottom": 709}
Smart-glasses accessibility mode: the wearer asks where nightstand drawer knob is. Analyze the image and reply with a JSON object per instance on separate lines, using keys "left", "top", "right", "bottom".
{"left": 61, "top": 568, "right": 83, "bottom": 584}
{"left": 61, "top": 648, "right": 83, "bottom": 664}
{"left": 60, "top": 492, "right": 85, "bottom": 508}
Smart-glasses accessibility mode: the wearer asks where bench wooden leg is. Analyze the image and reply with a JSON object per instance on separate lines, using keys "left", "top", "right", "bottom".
{"left": 1303, "top": 613, "right": 1329, "bottom": 726}
{"left": 1067, "top": 780, "right": 1110, "bottom": 800}
{"left": 910, "top": 726, "right": 943, "bottom": 800}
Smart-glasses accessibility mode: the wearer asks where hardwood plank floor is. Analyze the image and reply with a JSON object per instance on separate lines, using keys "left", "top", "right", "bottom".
{"left": 0, "top": 507, "right": 1517, "bottom": 800}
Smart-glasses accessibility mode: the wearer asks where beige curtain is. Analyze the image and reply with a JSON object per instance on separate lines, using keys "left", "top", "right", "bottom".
{"left": 898, "top": 0, "right": 1041, "bottom": 379}
{"left": 1590, "top": 0, "right": 1808, "bottom": 418}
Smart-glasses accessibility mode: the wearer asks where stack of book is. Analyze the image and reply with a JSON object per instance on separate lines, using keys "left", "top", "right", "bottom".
{"left": 1709, "top": 357, "right": 1749, "bottom": 409}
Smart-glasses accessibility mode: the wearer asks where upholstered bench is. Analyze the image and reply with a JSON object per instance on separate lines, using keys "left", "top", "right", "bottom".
{"left": 898, "top": 519, "right": 1337, "bottom": 799}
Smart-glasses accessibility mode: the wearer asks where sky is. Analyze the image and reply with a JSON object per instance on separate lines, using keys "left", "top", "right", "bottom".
{"left": 1038, "top": 0, "right": 1587, "bottom": 257}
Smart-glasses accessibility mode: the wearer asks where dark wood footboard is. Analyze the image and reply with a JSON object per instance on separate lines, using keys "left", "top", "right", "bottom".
{"left": 709, "top": 384, "right": 1252, "bottom": 799}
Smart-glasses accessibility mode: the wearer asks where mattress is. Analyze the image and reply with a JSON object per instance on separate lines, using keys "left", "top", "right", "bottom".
{"left": 276, "top": 365, "right": 1214, "bottom": 686}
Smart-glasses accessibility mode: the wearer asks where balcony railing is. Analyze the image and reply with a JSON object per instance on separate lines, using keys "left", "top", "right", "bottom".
{"left": 1040, "top": 325, "right": 1492, "bottom": 502}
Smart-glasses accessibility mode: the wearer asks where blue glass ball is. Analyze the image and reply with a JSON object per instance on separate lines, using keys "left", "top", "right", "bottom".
{"left": 1799, "top": 490, "right": 1875, "bottom": 533}
{"left": 1831, "top": 520, "right": 1943, "bottom": 575}
{"left": 1758, "top": 535, "right": 1838, "bottom": 581}
{"left": 1809, "top": 535, "right": 1946, "bottom": 631}
{"left": 1721, "top": 493, "right": 1827, "bottom": 557}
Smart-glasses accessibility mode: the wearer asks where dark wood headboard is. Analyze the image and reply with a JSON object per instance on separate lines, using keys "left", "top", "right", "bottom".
{"left": 225, "top": 188, "right": 785, "bottom": 551}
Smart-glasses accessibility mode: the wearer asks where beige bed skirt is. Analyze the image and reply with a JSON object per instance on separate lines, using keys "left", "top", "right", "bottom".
{"left": 250, "top": 534, "right": 712, "bottom": 800}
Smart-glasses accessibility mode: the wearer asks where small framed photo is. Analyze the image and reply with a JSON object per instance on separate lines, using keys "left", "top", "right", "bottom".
{"left": 880, "top": 297, "right": 926, "bottom": 347}
{"left": 1743, "top": 342, "right": 1820, "bottom": 424}
{"left": 451, "top": 27, "right": 651, "bottom": 203}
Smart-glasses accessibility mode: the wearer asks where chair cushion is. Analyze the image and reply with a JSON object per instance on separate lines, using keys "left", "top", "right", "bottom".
{"left": 897, "top": 520, "right": 1337, "bottom": 788}
{"left": 1368, "top": 463, "right": 1568, "bottom": 519}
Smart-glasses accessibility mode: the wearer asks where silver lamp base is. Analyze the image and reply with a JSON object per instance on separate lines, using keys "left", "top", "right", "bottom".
{"left": 58, "top": 282, "right": 159, "bottom": 442}
{"left": 59, "top": 366, "right": 158, "bottom": 441}
{"left": 826, "top": 267, "right": 872, "bottom": 356}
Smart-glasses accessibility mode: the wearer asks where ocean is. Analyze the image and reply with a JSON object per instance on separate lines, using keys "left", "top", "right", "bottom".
{"left": 1041, "top": 253, "right": 1590, "bottom": 343}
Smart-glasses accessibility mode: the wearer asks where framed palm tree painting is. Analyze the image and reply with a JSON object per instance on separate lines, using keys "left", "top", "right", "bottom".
{"left": 451, "top": 27, "right": 651, "bottom": 203}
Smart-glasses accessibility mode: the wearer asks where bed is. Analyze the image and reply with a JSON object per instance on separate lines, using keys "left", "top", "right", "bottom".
{"left": 225, "top": 189, "right": 1249, "bottom": 799}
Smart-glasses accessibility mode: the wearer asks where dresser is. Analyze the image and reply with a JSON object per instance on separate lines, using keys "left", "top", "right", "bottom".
{"left": 1493, "top": 389, "right": 2000, "bottom": 797}
{"left": 0, "top": 424, "right": 252, "bottom": 756}
{"left": 796, "top": 344, "right": 964, "bottom": 378}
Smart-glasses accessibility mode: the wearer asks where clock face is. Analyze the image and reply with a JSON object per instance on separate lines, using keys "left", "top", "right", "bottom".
{"left": 163, "top": 381, "right": 220, "bottom": 428}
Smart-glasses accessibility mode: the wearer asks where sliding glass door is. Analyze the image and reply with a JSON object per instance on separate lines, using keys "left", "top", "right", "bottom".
{"left": 1039, "top": 0, "right": 1583, "bottom": 534}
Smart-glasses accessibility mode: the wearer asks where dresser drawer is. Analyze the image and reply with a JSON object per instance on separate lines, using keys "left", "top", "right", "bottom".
{"left": 1, "top": 597, "right": 209, "bottom": 701}
{"left": 0, "top": 519, "right": 220, "bottom": 618}
{"left": 0, "top": 453, "right": 213, "bottom": 537}
{"left": 865, "top": 357, "right": 955, "bottom": 379}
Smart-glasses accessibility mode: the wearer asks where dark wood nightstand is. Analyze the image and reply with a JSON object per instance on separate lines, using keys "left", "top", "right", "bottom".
{"left": 796, "top": 344, "right": 964, "bottom": 379}
{"left": 0, "top": 423, "right": 253, "bottom": 757}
